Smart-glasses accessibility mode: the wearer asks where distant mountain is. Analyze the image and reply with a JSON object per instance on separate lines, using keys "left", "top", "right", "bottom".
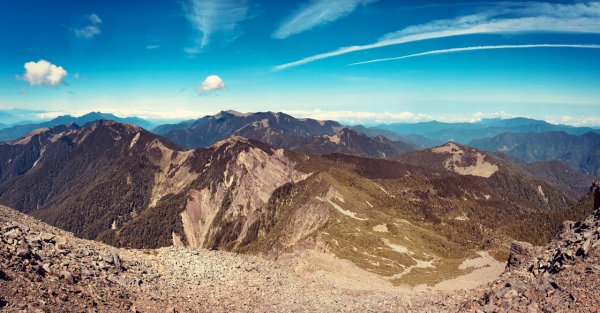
{"left": 0, "top": 108, "right": 48, "bottom": 125}
{"left": 156, "top": 111, "right": 417, "bottom": 157}
{"left": 470, "top": 131, "right": 600, "bottom": 177}
{"left": 155, "top": 110, "right": 343, "bottom": 147}
{"left": 0, "top": 112, "right": 155, "bottom": 142}
{"left": 351, "top": 125, "right": 443, "bottom": 148}
{"left": 375, "top": 118, "right": 599, "bottom": 144}
{"left": 294, "top": 128, "right": 417, "bottom": 158}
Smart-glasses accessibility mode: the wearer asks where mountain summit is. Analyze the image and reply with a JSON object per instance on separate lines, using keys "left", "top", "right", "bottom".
{"left": 155, "top": 111, "right": 417, "bottom": 157}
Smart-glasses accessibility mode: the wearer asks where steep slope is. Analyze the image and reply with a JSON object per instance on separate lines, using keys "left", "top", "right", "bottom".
{"left": 471, "top": 131, "right": 600, "bottom": 176}
{"left": 0, "top": 112, "right": 155, "bottom": 142}
{"left": 377, "top": 118, "right": 599, "bottom": 144}
{"left": 458, "top": 180, "right": 600, "bottom": 312}
{"left": 155, "top": 111, "right": 417, "bottom": 157}
{"left": 517, "top": 159, "right": 593, "bottom": 196}
{"left": 0, "top": 120, "right": 177, "bottom": 242}
{"left": 0, "top": 123, "right": 588, "bottom": 288}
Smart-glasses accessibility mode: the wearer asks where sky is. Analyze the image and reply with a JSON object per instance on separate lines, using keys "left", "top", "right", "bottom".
{"left": 1, "top": 0, "right": 600, "bottom": 125}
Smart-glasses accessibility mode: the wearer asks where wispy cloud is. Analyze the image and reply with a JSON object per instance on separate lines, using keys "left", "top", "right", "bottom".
{"left": 74, "top": 14, "right": 102, "bottom": 39}
{"left": 183, "top": 0, "right": 249, "bottom": 54}
{"left": 273, "top": 0, "right": 376, "bottom": 39}
{"left": 146, "top": 45, "right": 161, "bottom": 50}
{"left": 274, "top": 2, "right": 600, "bottom": 70}
{"left": 348, "top": 44, "right": 600, "bottom": 65}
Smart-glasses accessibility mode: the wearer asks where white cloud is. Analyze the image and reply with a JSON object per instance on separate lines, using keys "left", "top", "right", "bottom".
{"left": 183, "top": 0, "right": 249, "bottom": 53}
{"left": 349, "top": 44, "right": 600, "bottom": 65}
{"left": 198, "top": 75, "right": 226, "bottom": 92}
{"left": 554, "top": 115, "right": 600, "bottom": 127}
{"left": 274, "top": 1, "right": 600, "bottom": 70}
{"left": 74, "top": 13, "right": 102, "bottom": 39}
{"left": 280, "top": 109, "right": 520, "bottom": 125}
{"left": 273, "top": 0, "right": 376, "bottom": 39}
{"left": 146, "top": 45, "right": 160, "bottom": 50}
{"left": 20, "top": 60, "right": 68, "bottom": 87}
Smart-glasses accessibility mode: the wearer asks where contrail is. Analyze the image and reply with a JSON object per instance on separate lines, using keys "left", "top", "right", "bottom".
{"left": 347, "top": 44, "right": 600, "bottom": 66}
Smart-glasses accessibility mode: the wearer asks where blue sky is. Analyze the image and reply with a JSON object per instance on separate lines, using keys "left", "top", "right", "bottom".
{"left": 1, "top": 0, "right": 600, "bottom": 125}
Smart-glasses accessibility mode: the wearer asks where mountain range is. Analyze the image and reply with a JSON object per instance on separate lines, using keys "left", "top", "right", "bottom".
{"left": 0, "top": 112, "right": 155, "bottom": 142}
{"left": 471, "top": 131, "right": 600, "bottom": 177}
{"left": 0, "top": 119, "right": 593, "bottom": 288}
{"left": 155, "top": 110, "right": 418, "bottom": 157}
{"left": 367, "top": 117, "right": 599, "bottom": 146}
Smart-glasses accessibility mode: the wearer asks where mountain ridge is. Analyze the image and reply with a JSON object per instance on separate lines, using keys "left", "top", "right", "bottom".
{"left": 155, "top": 110, "right": 418, "bottom": 157}
{"left": 0, "top": 112, "right": 155, "bottom": 142}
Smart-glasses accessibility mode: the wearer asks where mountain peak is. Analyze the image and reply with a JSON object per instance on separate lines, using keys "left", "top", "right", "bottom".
{"left": 211, "top": 136, "right": 251, "bottom": 149}
{"left": 214, "top": 110, "right": 253, "bottom": 119}
{"left": 431, "top": 142, "right": 465, "bottom": 153}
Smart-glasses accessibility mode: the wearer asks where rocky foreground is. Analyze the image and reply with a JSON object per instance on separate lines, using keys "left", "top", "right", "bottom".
{"left": 1, "top": 180, "right": 599, "bottom": 312}
{"left": 0, "top": 205, "right": 449, "bottom": 312}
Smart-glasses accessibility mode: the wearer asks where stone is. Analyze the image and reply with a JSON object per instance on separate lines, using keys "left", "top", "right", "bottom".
{"left": 577, "top": 240, "right": 592, "bottom": 257}
{"left": 507, "top": 241, "right": 535, "bottom": 272}
{"left": 40, "top": 233, "right": 55, "bottom": 243}
{"left": 16, "top": 248, "right": 31, "bottom": 259}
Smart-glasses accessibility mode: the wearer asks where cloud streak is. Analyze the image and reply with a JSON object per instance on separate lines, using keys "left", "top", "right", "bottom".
{"left": 348, "top": 44, "right": 600, "bottom": 65}
{"left": 183, "top": 0, "right": 249, "bottom": 53}
{"left": 274, "top": 2, "right": 600, "bottom": 70}
{"left": 273, "top": 0, "right": 376, "bottom": 39}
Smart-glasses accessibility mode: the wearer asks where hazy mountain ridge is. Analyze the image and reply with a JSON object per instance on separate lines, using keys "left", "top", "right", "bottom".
{"left": 0, "top": 112, "right": 155, "bottom": 142}
{"left": 471, "top": 131, "right": 600, "bottom": 176}
{"left": 374, "top": 117, "right": 599, "bottom": 145}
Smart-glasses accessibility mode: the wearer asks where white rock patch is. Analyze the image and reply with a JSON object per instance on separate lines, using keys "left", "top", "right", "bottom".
{"left": 432, "top": 143, "right": 498, "bottom": 178}
{"left": 372, "top": 224, "right": 388, "bottom": 233}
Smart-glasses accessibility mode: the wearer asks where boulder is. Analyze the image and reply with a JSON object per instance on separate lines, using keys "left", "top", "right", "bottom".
{"left": 506, "top": 241, "right": 536, "bottom": 272}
